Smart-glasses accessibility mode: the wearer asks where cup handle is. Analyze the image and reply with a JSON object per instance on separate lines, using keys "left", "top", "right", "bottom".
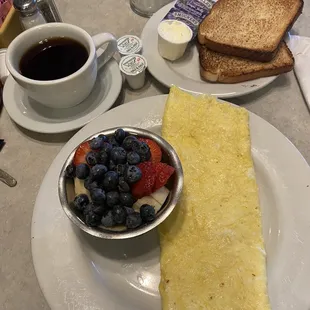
{"left": 92, "top": 33, "right": 117, "bottom": 70}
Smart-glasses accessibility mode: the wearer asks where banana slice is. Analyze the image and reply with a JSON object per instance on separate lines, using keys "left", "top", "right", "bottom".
{"left": 132, "top": 187, "right": 170, "bottom": 213}
{"left": 151, "top": 186, "right": 169, "bottom": 206}
{"left": 74, "top": 178, "right": 90, "bottom": 197}
{"left": 133, "top": 195, "right": 162, "bottom": 213}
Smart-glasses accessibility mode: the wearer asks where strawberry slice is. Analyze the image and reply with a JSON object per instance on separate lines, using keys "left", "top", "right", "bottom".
{"left": 73, "top": 141, "right": 91, "bottom": 166}
{"left": 153, "top": 162, "right": 175, "bottom": 191}
{"left": 131, "top": 162, "right": 156, "bottom": 199}
{"left": 138, "top": 138, "right": 162, "bottom": 163}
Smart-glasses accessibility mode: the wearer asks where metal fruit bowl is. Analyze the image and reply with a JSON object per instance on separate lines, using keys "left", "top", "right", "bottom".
{"left": 58, "top": 126, "right": 183, "bottom": 239}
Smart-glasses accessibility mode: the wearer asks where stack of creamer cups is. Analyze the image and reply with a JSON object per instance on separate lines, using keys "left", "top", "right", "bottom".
{"left": 117, "top": 35, "right": 147, "bottom": 90}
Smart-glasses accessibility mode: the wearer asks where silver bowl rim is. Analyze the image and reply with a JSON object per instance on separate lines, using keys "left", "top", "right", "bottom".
{"left": 58, "top": 126, "right": 183, "bottom": 239}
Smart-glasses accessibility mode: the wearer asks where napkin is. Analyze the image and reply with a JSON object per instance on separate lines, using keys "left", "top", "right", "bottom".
{"left": 286, "top": 35, "right": 310, "bottom": 110}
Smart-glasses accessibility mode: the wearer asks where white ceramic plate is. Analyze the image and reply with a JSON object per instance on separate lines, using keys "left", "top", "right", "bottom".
{"left": 32, "top": 95, "right": 310, "bottom": 309}
{"left": 3, "top": 59, "right": 122, "bottom": 134}
{"left": 141, "top": 3, "right": 282, "bottom": 98}
{"left": 285, "top": 34, "right": 310, "bottom": 53}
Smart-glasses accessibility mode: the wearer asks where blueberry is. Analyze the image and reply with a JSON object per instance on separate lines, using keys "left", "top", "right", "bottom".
{"left": 131, "top": 139, "right": 142, "bottom": 153}
{"left": 141, "top": 151, "right": 151, "bottom": 162}
{"left": 98, "top": 134, "right": 109, "bottom": 142}
{"left": 85, "top": 210, "right": 101, "bottom": 227}
{"left": 122, "top": 135, "right": 139, "bottom": 151}
{"left": 101, "top": 211, "right": 115, "bottom": 227}
{"left": 108, "top": 159, "right": 116, "bottom": 171}
{"left": 109, "top": 136, "right": 119, "bottom": 147}
{"left": 102, "top": 142, "right": 112, "bottom": 154}
{"left": 126, "top": 212, "right": 142, "bottom": 229}
{"left": 110, "top": 147, "right": 127, "bottom": 164}
{"left": 98, "top": 150, "right": 109, "bottom": 165}
{"left": 140, "top": 204, "right": 156, "bottom": 222}
{"left": 115, "top": 164, "right": 126, "bottom": 176}
{"left": 76, "top": 163, "right": 90, "bottom": 179}
{"left": 93, "top": 205, "right": 105, "bottom": 216}
{"left": 90, "top": 188, "right": 106, "bottom": 205}
{"left": 118, "top": 177, "right": 130, "bottom": 192}
{"left": 120, "top": 192, "right": 134, "bottom": 207}
{"left": 125, "top": 207, "right": 135, "bottom": 215}
{"left": 126, "top": 165, "right": 142, "bottom": 184}
{"left": 106, "top": 191, "right": 120, "bottom": 207}
{"left": 83, "top": 203, "right": 94, "bottom": 216}
{"left": 84, "top": 177, "right": 99, "bottom": 191}
{"left": 136, "top": 142, "right": 151, "bottom": 162}
{"left": 112, "top": 205, "right": 127, "bottom": 224}
{"left": 127, "top": 151, "right": 141, "bottom": 165}
{"left": 107, "top": 159, "right": 116, "bottom": 171}
{"left": 73, "top": 194, "right": 89, "bottom": 212}
{"left": 65, "top": 163, "right": 75, "bottom": 178}
{"left": 114, "top": 128, "right": 126, "bottom": 143}
{"left": 86, "top": 151, "right": 99, "bottom": 166}
{"left": 90, "top": 136, "right": 104, "bottom": 150}
{"left": 91, "top": 164, "right": 108, "bottom": 180}
{"left": 102, "top": 171, "right": 119, "bottom": 191}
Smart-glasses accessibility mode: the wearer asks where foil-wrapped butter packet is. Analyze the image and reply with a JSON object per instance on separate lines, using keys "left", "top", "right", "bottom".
{"left": 163, "top": 0, "right": 216, "bottom": 37}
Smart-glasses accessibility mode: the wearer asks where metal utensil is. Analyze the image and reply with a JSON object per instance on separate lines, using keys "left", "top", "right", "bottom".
{"left": 0, "top": 168, "right": 17, "bottom": 187}
{"left": 58, "top": 126, "right": 183, "bottom": 240}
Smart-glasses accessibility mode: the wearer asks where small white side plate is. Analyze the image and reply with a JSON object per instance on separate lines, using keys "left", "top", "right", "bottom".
{"left": 141, "top": 3, "right": 282, "bottom": 98}
{"left": 32, "top": 95, "right": 310, "bottom": 310}
{"left": 3, "top": 59, "right": 122, "bottom": 134}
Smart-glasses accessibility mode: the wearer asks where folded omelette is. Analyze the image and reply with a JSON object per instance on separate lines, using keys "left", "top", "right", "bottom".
{"left": 159, "top": 86, "right": 270, "bottom": 309}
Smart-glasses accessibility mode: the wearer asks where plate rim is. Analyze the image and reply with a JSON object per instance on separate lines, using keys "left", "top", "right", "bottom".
{"left": 3, "top": 59, "right": 122, "bottom": 134}
{"left": 31, "top": 94, "right": 310, "bottom": 309}
{"left": 141, "top": 3, "right": 279, "bottom": 98}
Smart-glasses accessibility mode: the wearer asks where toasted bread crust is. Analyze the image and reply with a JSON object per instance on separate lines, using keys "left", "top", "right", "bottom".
{"left": 199, "top": 42, "right": 294, "bottom": 84}
{"left": 200, "top": 65, "right": 293, "bottom": 83}
{"left": 198, "top": 36, "right": 279, "bottom": 62}
{"left": 198, "top": 0, "right": 303, "bottom": 62}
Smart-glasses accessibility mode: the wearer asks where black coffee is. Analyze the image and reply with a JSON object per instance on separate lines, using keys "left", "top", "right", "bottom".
{"left": 19, "top": 37, "right": 88, "bottom": 81}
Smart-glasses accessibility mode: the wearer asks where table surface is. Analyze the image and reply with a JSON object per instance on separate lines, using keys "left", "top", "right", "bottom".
{"left": 1, "top": 1, "right": 310, "bottom": 309}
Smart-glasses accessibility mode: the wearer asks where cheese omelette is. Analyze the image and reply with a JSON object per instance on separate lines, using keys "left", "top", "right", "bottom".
{"left": 159, "top": 86, "right": 270, "bottom": 310}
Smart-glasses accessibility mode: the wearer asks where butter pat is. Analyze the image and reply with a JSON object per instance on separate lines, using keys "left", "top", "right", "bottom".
{"left": 157, "top": 20, "right": 192, "bottom": 61}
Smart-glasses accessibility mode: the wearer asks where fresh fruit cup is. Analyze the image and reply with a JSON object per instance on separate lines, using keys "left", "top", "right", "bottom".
{"left": 58, "top": 127, "right": 183, "bottom": 239}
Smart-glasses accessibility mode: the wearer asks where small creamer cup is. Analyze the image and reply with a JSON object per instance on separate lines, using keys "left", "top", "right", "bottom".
{"left": 6, "top": 23, "right": 117, "bottom": 109}
{"left": 117, "top": 35, "right": 143, "bottom": 57}
{"left": 119, "top": 54, "right": 147, "bottom": 90}
{"left": 157, "top": 20, "right": 193, "bottom": 61}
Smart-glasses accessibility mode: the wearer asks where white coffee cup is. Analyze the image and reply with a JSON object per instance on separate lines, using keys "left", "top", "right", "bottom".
{"left": 6, "top": 23, "right": 117, "bottom": 109}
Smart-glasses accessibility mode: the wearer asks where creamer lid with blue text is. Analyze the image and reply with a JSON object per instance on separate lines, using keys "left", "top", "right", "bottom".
{"left": 117, "top": 35, "right": 142, "bottom": 56}
{"left": 119, "top": 54, "right": 147, "bottom": 76}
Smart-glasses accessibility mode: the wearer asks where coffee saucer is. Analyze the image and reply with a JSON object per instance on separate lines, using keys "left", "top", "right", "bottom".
{"left": 3, "top": 59, "right": 122, "bottom": 134}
